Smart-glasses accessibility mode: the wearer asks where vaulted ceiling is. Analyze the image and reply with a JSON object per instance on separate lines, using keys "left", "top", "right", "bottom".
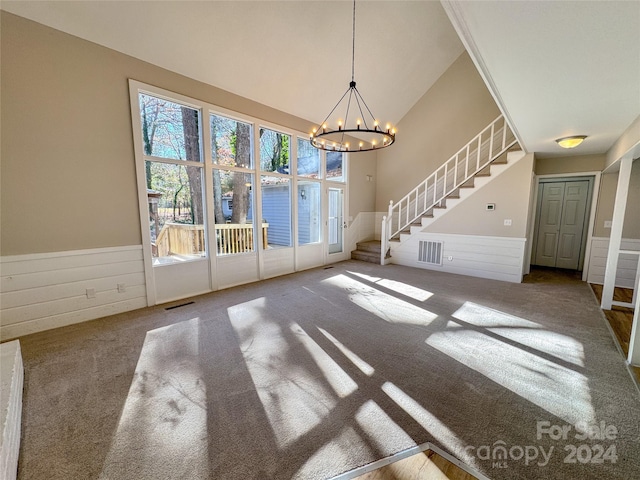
{"left": 3, "top": 1, "right": 639, "bottom": 159}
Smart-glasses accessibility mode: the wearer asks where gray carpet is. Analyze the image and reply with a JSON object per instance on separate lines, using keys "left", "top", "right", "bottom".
{"left": 14, "top": 261, "right": 640, "bottom": 479}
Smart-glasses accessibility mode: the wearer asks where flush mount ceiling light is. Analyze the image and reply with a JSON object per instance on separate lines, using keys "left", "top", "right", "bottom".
{"left": 310, "top": 0, "right": 395, "bottom": 153}
{"left": 555, "top": 135, "right": 587, "bottom": 149}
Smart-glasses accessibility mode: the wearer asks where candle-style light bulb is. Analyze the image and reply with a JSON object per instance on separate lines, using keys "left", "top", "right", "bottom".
{"left": 386, "top": 123, "right": 391, "bottom": 133}
{"left": 338, "top": 120, "right": 343, "bottom": 130}
{"left": 357, "top": 119, "right": 361, "bottom": 130}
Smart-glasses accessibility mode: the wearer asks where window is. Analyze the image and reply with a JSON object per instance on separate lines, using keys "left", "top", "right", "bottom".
{"left": 326, "top": 151, "right": 344, "bottom": 182}
{"left": 261, "top": 176, "right": 292, "bottom": 248}
{"left": 134, "top": 83, "right": 349, "bottom": 270}
{"left": 260, "top": 128, "right": 292, "bottom": 248}
{"left": 139, "top": 94, "right": 202, "bottom": 162}
{"left": 139, "top": 93, "right": 206, "bottom": 264}
{"left": 297, "top": 138, "right": 320, "bottom": 178}
{"left": 260, "top": 128, "right": 290, "bottom": 173}
{"left": 211, "top": 114, "right": 256, "bottom": 255}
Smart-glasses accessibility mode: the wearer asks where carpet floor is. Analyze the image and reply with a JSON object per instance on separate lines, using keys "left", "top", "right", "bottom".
{"left": 14, "top": 261, "right": 640, "bottom": 479}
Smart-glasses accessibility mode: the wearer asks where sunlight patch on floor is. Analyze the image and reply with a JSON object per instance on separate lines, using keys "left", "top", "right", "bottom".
{"left": 426, "top": 325, "right": 595, "bottom": 426}
{"left": 453, "top": 302, "right": 585, "bottom": 367}
{"left": 356, "top": 399, "right": 415, "bottom": 450}
{"left": 348, "top": 271, "right": 434, "bottom": 302}
{"left": 292, "top": 323, "right": 358, "bottom": 398}
{"left": 228, "top": 300, "right": 337, "bottom": 448}
{"left": 317, "top": 327, "right": 375, "bottom": 376}
{"left": 382, "top": 381, "right": 463, "bottom": 457}
{"left": 100, "top": 318, "right": 209, "bottom": 479}
{"left": 325, "top": 274, "right": 438, "bottom": 326}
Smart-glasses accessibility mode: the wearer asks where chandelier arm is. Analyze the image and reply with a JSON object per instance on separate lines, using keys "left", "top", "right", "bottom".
{"left": 340, "top": 88, "right": 356, "bottom": 146}
{"left": 317, "top": 85, "right": 352, "bottom": 128}
{"left": 352, "top": 88, "right": 370, "bottom": 130}
{"left": 353, "top": 86, "right": 379, "bottom": 128}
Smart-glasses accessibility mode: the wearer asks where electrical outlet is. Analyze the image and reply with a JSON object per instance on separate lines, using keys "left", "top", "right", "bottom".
{"left": 504, "top": 219, "right": 512, "bottom": 226}
{"left": 117, "top": 283, "right": 126, "bottom": 293}
{"left": 604, "top": 220, "right": 612, "bottom": 228}
{"left": 447, "top": 256, "right": 453, "bottom": 262}
{"left": 86, "top": 288, "right": 96, "bottom": 299}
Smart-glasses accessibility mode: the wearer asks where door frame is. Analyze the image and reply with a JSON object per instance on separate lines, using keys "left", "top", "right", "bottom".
{"left": 528, "top": 171, "right": 601, "bottom": 279}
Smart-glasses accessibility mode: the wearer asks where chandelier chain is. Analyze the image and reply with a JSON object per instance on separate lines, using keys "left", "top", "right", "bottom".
{"left": 351, "top": 0, "right": 356, "bottom": 82}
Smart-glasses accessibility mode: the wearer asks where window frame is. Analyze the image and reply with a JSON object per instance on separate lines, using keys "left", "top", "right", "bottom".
{"left": 130, "top": 80, "right": 349, "bottom": 303}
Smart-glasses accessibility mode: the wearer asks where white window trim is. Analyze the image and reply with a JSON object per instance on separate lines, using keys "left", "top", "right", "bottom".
{"left": 129, "top": 80, "right": 350, "bottom": 304}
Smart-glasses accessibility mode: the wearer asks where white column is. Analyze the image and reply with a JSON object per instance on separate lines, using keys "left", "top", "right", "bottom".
{"left": 629, "top": 272, "right": 640, "bottom": 366}
{"left": 601, "top": 156, "right": 633, "bottom": 309}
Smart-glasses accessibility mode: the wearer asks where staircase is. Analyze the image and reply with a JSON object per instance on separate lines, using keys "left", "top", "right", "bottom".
{"left": 351, "top": 240, "right": 388, "bottom": 264}
{"left": 374, "top": 114, "right": 520, "bottom": 265}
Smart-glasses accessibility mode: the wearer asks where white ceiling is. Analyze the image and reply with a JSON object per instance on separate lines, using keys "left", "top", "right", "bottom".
{"left": 0, "top": 0, "right": 464, "bottom": 130}
{"left": 444, "top": 0, "right": 640, "bottom": 158}
{"left": 3, "top": 1, "right": 639, "bottom": 159}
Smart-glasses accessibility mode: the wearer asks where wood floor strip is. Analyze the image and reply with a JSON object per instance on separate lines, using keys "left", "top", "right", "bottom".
{"left": 590, "top": 284, "right": 640, "bottom": 388}
{"left": 332, "top": 443, "right": 487, "bottom": 480}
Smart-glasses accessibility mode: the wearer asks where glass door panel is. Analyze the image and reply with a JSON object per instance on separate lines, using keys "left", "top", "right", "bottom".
{"left": 328, "top": 187, "right": 344, "bottom": 254}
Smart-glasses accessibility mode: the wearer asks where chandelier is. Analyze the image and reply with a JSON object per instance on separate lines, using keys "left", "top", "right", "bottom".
{"left": 310, "top": 0, "right": 396, "bottom": 153}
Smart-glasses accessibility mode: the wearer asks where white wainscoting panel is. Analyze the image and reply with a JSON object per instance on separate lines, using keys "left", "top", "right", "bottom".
{"left": 262, "top": 247, "right": 295, "bottom": 280}
{"left": 390, "top": 233, "right": 527, "bottom": 283}
{"left": 345, "top": 212, "right": 377, "bottom": 255}
{"left": 215, "top": 253, "right": 259, "bottom": 290}
{"left": 587, "top": 238, "right": 640, "bottom": 288}
{"left": 296, "top": 243, "right": 324, "bottom": 271}
{"left": 153, "top": 259, "right": 211, "bottom": 305}
{"left": 0, "top": 246, "right": 147, "bottom": 340}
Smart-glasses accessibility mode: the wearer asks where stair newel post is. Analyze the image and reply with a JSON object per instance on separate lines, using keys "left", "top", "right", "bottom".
{"left": 381, "top": 215, "right": 388, "bottom": 265}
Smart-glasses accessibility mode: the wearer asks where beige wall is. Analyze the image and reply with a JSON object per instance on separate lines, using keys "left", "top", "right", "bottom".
{"left": 594, "top": 159, "right": 640, "bottom": 238}
{"left": 1, "top": 12, "right": 376, "bottom": 256}
{"left": 424, "top": 153, "right": 535, "bottom": 238}
{"left": 374, "top": 52, "right": 500, "bottom": 211}
{"left": 535, "top": 154, "right": 605, "bottom": 176}
{"left": 348, "top": 150, "right": 377, "bottom": 218}
{"left": 606, "top": 114, "right": 640, "bottom": 170}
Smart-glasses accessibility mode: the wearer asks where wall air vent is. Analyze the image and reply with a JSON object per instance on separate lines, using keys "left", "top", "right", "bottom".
{"left": 418, "top": 240, "right": 443, "bottom": 265}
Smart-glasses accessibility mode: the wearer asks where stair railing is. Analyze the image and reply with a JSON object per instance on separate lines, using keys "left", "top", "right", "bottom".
{"left": 382, "top": 115, "right": 518, "bottom": 249}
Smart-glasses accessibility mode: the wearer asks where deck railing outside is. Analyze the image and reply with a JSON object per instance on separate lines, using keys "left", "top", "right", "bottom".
{"left": 154, "top": 222, "right": 269, "bottom": 257}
